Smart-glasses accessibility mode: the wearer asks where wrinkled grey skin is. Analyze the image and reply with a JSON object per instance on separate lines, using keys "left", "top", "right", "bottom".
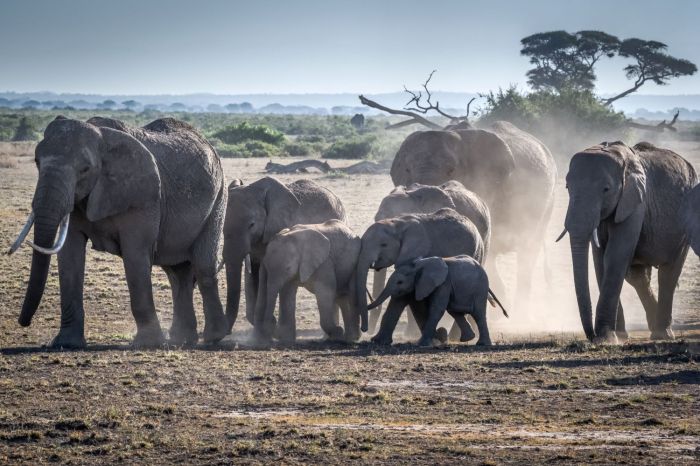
{"left": 17, "top": 116, "right": 228, "bottom": 348}
{"left": 355, "top": 208, "right": 484, "bottom": 332}
{"left": 390, "top": 121, "right": 556, "bottom": 302}
{"left": 254, "top": 220, "right": 361, "bottom": 344}
{"left": 680, "top": 184, "right": 700, "bottom": 257}
{"left": 369, "top": 256, "right": 506, "bottom": 346}
{"left": 224, "top": 177, "right": 346, "bottom": 332}
{"left": 370, "top": 180, "right": 491, "bottom": 334}
{"left": 564, "top": 141, "right": 697, "bottom": 343}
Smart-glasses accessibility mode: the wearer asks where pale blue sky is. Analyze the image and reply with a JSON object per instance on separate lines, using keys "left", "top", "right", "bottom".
{"left": 1, "top": 0, "right": 698, "bottom": 95}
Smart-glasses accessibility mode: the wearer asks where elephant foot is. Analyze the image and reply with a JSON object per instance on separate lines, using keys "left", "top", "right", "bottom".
{"left": 615, "top": 330, "right": 629, "bottom": 342}
{"left": 475, "top": 338, "right": 492, "bottom": 347}
{"left": 650, "top": 328, "right": 675, "bottom": 341}
{"left": 324, "top": 326, "right": 345, "bottom": 342}
{"left": 250, "top": 329, "right": 273, "bottom": 349}
{"left": 275, "top": 324, "right": 296, "bottom": 344}
{"left": 371, "top": 334, "right": 393, "bottom": 346}
{"left": 168, "top": 326, "right": 198, "bottom": 347}
{"left": 51, "top": 329, "right": 87, "bottom": 350}
{"left": 343, "top": 328, "right": 361, "bottom": 343}
{"left": 592, "top": 329, "right": 619, "bottom": 345}
{"left": 435, "top": 327, "right": 448, "bottom": 344}
{"left": 203, "top": 320, "right": 228, "bottom": 344}
{"left": 131, "top": 325, "right": 166, "bottom": 349}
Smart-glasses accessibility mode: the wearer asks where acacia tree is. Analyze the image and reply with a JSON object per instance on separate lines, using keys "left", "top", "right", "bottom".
{"left": 520, "top": 30, "right": 619, "bottom": 92}
{"left": 604, "top": 38, "right": 697, "bottom": 105}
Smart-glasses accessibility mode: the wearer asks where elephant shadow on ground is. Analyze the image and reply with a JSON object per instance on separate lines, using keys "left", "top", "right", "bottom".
{"left": 605, "top": 370, "right": 700, "bottom": 386}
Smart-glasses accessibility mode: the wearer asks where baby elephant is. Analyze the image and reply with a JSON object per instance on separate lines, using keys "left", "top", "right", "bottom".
{"left": 254, "top": 220, "right": 361, "bottom": 344}
{"left": 369, "top": 255, "right": 507, "bottom": 346}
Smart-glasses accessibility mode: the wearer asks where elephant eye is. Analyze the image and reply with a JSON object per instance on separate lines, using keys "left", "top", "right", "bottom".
{"left": 79, "top": 166, "right": 90, "bottom": 175}
{"left": 603, "top": 186, "right": 610, "bottom": 193}
{"left": 248, "top": 221, "right": 255, "bottom": 229}
{"left": 380, "top": 242, "right": 387, "bottom": 247}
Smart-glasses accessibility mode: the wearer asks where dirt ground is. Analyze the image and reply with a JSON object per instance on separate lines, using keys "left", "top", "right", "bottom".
{"left": 0, "top": 140, "right": 698, "bottom": 464}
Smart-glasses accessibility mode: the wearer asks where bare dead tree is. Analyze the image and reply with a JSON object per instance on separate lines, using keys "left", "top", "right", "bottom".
{"left": 359, "top": 71, "right": 476, "bottom": 130}
{"left": 625, "top": 109, "right": 680, "bottom": 133}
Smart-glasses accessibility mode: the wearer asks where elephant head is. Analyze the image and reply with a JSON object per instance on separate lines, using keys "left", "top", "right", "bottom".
{"left": 390, "top": 129, "right": 515, "bottom": 204}
{"left": 562, "top": 142, "right": 646, "bottom": 340}
{"left": 10, "top": 117, "right": 160, "bottom": 327}
{"left": 368, "top": 257, "right": 449, "bottom": 309}
{"left": 355, "top": 216, "right": 430, "bottom": 331}
{"left": 375, "top": 184, "right": 456, "bottom": 221}
{"left": 223, "top": 176, "right": 302, "bottom": 329}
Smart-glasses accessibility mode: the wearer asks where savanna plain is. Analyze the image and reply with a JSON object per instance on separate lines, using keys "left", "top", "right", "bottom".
{"left": 0, "top": 140, "right": 698, "bottom": 464}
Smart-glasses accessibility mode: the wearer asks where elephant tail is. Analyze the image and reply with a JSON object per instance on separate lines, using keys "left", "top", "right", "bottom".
{"left": 488, "top": 289, "right": 509, "bottom": 318}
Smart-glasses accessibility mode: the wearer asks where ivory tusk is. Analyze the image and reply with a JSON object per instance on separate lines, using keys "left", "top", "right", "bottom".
{"left": 7, "top": 211, "right": 35, "bottom": 255}
{"left": 27, "top": 214, "right": 70, "bottom": 255}
{"left": 555, "top": 228, "right": 567, "bottom": 242}
{"left": 244, "top": 254, "right": 252, "bottom": 274}
{"left": 592, "top": 227, "right": 601, "bottom": 249}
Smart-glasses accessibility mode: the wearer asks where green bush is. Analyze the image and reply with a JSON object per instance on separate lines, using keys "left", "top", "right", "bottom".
{"left": 215, "top": 141, "right": 283, "bottom": 158}
{"left": 283, "top": 141, "right": 312, "bottom": 156}
{"left": 212, "top": 121, "right": 285, "bottom": 145}
{"left": 323, "top": 136, "right": 374, "bottom": 159}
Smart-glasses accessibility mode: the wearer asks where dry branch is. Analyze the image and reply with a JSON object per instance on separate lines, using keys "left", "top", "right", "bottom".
{"left": 359, "top": 94, "right": 442, "bottom": 130}
{"left": 625, "top": 110, "right": 680, "bottom": 133}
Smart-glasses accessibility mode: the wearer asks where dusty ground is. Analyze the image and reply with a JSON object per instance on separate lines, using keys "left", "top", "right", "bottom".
{"left": 0, "top": 140, "right": 698, "bottom": 464}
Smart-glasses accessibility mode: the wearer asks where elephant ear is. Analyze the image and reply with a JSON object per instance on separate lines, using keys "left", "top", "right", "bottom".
{"left": 87, "top": 127, "right": 161, "bottom": 222}
{"left": 414, "top": 257, "right": 449, "bottom": 301}
{"left": 395, "top": 219, "right": 431, "bottom": 265}
{"left": 455, "top": 129, "right": 515, "bottom": 192}
{"left": 614, "top": 147, "right": 647, "bottom": 223}
{"left": 258, "top": 177, "right": 302, "bottom": 242}
{"left": 291, "top": 228, "right": 331, "bottom": 282}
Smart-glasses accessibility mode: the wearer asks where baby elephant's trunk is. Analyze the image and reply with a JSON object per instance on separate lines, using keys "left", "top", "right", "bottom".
{"left": 487, "top": 289, "right": 508, "bottom": 318}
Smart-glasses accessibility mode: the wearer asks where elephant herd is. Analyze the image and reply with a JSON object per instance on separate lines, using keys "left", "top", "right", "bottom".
{"left": 7, "top": 115, "right": 699, "bottom": 348}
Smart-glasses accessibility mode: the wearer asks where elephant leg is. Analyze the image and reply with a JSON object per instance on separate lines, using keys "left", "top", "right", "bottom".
{"left": 473, "top": 302, "right": 492, "bottom": 346}
{"left": 192, "top": 263, "right": 227, "bottom": 345}
{"left": 121, "top": 250, "right": 164, "bottom": 348}
{"left": 368, "top": 268, "right": 388, "bottom": 333}
{"left": 372, "top": 297, "right": 409, "bottom": 345}
{"left": 53, "top": 228, "right": 88, "bottom": 349}
{"left": 592, "top": 245, "right": 627, "bottom": 341}
{"left": 417, "top": 302, "right": 446, "bottom": 347}
{"left": 317, "top": 289, "right": 344, "bottom": 342}
{"left": 163, "top": 262, "right": 198, "bottom": 346}
{"left": 654, "top": 250, "right": 688, "bottom": 340}
{"left": 245, "top": 260, "right": 261, "bottom": 325}
{"left": 338, "top": 297, "right": 360, "bottom": 342}
{"left": 276, "top": 282, "right": 298, "bottom": 343}
{"left": 404, "top": 307, "right": 422, "bottom": 339}
{"left": 625, "top": 265, "right": 657, "bottom": 335}
{"left": 448, "top": 312, "right": 475, "bottom": 342}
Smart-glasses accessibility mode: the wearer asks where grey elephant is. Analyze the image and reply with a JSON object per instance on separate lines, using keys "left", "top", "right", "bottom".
{"left": 7, "top": 116, "right": 228, "bottom": 348}
{"left": 370, "top": 180, "right": 491, "bottom": 334}
{"left": 390, "top": 121, "right": 556, "bottom": 301}
{"left": 355, "top": 208, "right": 484, "bottom": 332}
{"left": 253, "top": 220, "right": 361, "bottom": 344}
{"left": 224, "top": 177, "right": 346, "bottom": 332}
{"left": 369, "top": 256, "right": 508, "bottom": 346}
{"left": 680, "top": 184, "right": 700, "bottom": 257}
{"left": 560, "top": 141, "right": 697, "bottom": 343}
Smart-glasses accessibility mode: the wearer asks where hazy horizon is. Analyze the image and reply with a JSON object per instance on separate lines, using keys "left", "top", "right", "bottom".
{"left": 1, "top": 0, "right": 699, "bottom": 96}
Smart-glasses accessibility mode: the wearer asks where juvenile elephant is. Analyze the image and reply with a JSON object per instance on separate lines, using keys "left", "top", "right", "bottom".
{"left": 7, "top": 116, "right": 228, "bottom": 348}
{"left": 681, "top": 184, "right": 700, "bottom": 257}
{"left": 561, "top": 141, "right": 697, "bottom": 343}
{"left": 355, "top": 208, "right": 484, "bottom": 332}
{"left": 390, "top": 121, "right": 556, "bottom": 301}
{"left": 370, "top": 180, "right": 491, "bottom": 334}
{"left": 369, "top": 256, "right": 508, "bottom": 346}
{"left": 254, "top": 220, "right": 361, "bottom": 344}
{"left": 224, "top": 177, "right": 346, "bottom": 331}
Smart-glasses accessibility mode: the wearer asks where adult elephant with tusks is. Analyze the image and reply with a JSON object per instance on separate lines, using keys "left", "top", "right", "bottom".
{"left": 223, "top": 177, "right": 346, "bottom": 332}
{"left": 559, "top": 141, "right": 697, "bottom": 344}
{"left": 8, "top": 116, "right": 229, "bottom": 348}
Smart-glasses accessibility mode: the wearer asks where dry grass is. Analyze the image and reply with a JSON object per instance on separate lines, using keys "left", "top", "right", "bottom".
{"left": 0, "top": 142, "right": 698, "bottom": 464}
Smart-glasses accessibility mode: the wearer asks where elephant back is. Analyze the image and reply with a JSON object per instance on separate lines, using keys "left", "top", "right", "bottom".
{"left": 288, "top": 179, "right": 347, "bottom": 225}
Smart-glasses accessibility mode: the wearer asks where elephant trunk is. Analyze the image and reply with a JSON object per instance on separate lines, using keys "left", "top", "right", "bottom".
{"left": 570, "top": 238, "right": 594, "bottom": 341}
{"left": 368, "top": 268, "right": 388, "bottom": 332}
{"left": 355, "top": 250, "right": 375, "bottom": 332}
{"left": 367, "top": 286, "right": 392, "bottom": 310}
